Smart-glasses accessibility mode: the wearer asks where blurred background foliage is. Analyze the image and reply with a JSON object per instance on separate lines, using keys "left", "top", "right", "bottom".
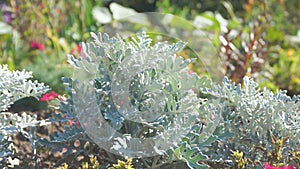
{"left": 0, "top": 0, "right": 300, "bottom": 95}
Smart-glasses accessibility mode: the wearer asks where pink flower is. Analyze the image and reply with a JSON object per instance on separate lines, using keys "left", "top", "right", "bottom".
{"left": 40, "top": 92, "right": 58, "bottom": 102}
{"left": 70, "top": 44, "right": 82, "bottom": 55}
{"left": 76, "top": 44, "right": 82, "bottom": 53}
{"left": 70, "top": 44, "right": 85, "bottom": 60}
{"left": 30, "top": 41, "right": 45, "bottom": 51}
{"left": 264, "top": 163, "right": 294, "bottom": 169}
{"left": 58, "top": 95, "right": 67, "bottom": 102}
{"left": 68, "top": 118, "right": 80, "bottom": 128}
{"left": 188, "top": 70, "right": 194, "bottom": 75}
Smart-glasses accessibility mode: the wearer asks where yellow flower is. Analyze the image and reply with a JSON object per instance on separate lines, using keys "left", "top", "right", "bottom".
{"left": 233, "top": 150, "right": 243, "bottom": 160}
{"left": 82, "top": 162, "right": 89, "bottom": 169}
{"left": 56, "top": 163, "right": 68, "bottom": 169}
{"left": 232, "top": 150, "right": 247, "bottom": 169}
{"left": 108, "top": 158, "right": 134, "bottom": 169}
{"left": 287, "top": 48, "right": 294, "bottom": 57}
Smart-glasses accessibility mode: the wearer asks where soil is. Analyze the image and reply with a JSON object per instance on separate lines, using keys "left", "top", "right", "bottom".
{"left": 5, "top": 98, "right": 191, "bottom": 169}
{"left": 6, "top": 98, "right": 70, "bottom": 169}
{"left": 11, "top": 110, "right": 65, "bottom": 169}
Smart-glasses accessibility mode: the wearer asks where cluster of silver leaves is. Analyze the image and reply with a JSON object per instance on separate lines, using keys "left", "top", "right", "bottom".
{"left": 0, "top": 65, "right": 49, "bottom": 167}
{"left": 67, "top": 32, "right": 215, "bottom": 158}
{"left": 0, "top": 64, "right": 49, "bottom": 112}
{"left": 180, "top": 76, "right": 300, "bottom": 168}
{"left": 39, "top": 32, "right": 300, "bottom": 168}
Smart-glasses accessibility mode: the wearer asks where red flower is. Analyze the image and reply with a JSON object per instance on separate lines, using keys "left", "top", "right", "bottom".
{"left": 40, "top": 92, "right": 58, "bottom": 102}
{"left": 264, "top": 163, "right": 294, "bottom": 169}
{"left": 30, "top": 41, "right": 45, "bottom": 51}
{"left": 76, "top": 44, "right": 82, "bottom": 53}
{"left": 70, "top": 44, "right": 82, "bottom": 55}
{"left": 70, "top": 44, "right": 86, "bottom": 60}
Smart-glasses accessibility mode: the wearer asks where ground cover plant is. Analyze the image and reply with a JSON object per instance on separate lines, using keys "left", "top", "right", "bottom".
{"left": 1, "top": 32, "right": 300, "bottom": 169}
{"left": 1, "top": 0, "right": 300, "bottom": 168}
{"left": 0, "top": 64, "right": 49, "bottom": 167}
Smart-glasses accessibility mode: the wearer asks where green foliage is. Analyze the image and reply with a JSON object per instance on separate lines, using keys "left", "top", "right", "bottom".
{"left": 156, "top": 0, "right": 246, "bottom": 19}
{"left": 269, "top": 47, "right": 300, "bottom": 95}
{"left": 26, "top": 52, "right": 72, "bottom": 93}
{"left": 2, "top": 0, "right": 300, "bottom": 94}
{"left": 0, "top": 0, "right": 103, "bottom": 93}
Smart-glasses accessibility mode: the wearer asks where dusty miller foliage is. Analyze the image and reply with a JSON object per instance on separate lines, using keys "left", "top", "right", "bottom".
{"left": 0, "top": 64, "right": 49, "bottom": 112}
{"left": 47, "top": 31, "right": 210, "bottom": 159}
{"left": 2, "top": 32, "right": 299, "bottom": 168}
{"left": 176, "top": 76, "right": 300, "bottom": 168}
{"left": 42, "top": 32, "right": 300, "bottom": 168}
{"left": 0, "top": 65, "right": 49, "bottom": 167}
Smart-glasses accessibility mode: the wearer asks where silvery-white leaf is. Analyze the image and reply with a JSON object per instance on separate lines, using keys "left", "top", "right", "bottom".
{"left": 0, "top": 21, "right": 12, "bottom": 34}
{"left": 193, "top": 15, "right": 213, "bottom": 29}
{"left": 109, "top": 2, "right": 137, "bottom": 20}
{"left": 92, "top": 6, "right": 112, "bottom": 24}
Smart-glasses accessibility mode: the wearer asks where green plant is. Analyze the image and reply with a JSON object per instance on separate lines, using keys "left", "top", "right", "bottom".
{"left": 270, "top": 47, "right": 300, "bottom": 95}
{"left": 0, "top": 0, "right": 104, "bottom": 93}
{"left": 207, "top": 1, "right": 270, "bottom": 84}
{"left": 217, "top": 0, "right": 300, "bottom": 95}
